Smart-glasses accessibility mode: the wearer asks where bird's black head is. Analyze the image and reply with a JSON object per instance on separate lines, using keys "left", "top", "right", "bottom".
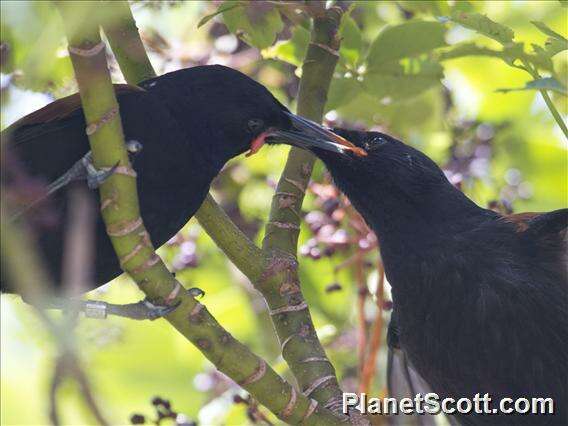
{"left": 142, "top": 65, "right": 361, "bottom": 166}
{"left": 308, "top": 128, "right": 483, "bottom": 236}
{"left": 315, "top": 128, "right": 449, "bottom": 195}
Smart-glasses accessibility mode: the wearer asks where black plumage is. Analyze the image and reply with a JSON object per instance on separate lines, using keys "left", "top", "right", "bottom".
{"left": 1, "top": 65, "right": 308, "bottom": 292}
{"left": 312, "top": 128, "right": 567, "bottom": 425}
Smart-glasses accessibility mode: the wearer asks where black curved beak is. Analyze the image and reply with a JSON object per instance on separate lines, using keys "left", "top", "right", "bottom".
{"left": 268, "top": 112, "right": 367, "bottom": 157}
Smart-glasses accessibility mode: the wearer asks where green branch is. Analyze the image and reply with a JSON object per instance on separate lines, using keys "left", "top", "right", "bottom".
{"left": 258, "top": 7, "right": 353, "bottom": 417}
{"left": 101, "top": 1, "right": 156, "bottom": 83}
{"left": 196, "top": 194, "right": 265, "bottom": 280}
{"left": 57, "top": 2, "right": 340, "bottom": 424}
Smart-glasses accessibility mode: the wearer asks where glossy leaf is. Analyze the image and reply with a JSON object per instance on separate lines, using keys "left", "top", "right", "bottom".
{"left": 338, "top": 15, "right": 363, "bottom": 69}
{"left": 450, "top": 11, "right": 514, "bottom": 45}
{"left": 366, "top": 21, "right": 447, "bottom": 69}
{"left": 197, "top": 2, "right": 242, "bottom": 28}
{"left": 531, "top": 21, "right": 567, "bottom": 43}
{"left": 362, "top": 59, "right": 444, "bottom": 101}
{"left": 326, "top": 75, "right": 362, "bottom": 111}
{"left": 262, "top": 25, "right": 309, "bottom": 67}
{"left": 222, "top": 1, "right": 283, "bottom": 49}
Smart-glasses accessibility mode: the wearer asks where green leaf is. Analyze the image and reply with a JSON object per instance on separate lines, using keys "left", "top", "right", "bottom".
{"left": 496, "top": 77, "right": 567, "bottom": 95}
{"left": 530, "top": 21, "right": 568, "bottom": 58}
{"left": 262, "top": 25, "right": 309, "bottom": 67}
{"left": 222, "top": 2, "right": 283, "bottom": 49}
{"left": 197, "top": 2, "right": 241, "bottom": 29}
{"left": 531, "top": 21, "right": 567, "bottom": 43}
{"left": 326, "top": 75, "right": 362, "bottom": 111}
{"left": 362, "top": 58, "right": 444, "bottom": 101}
{"left": 366, "top": 21, "right": 447, "bottom": 69}
{"left": 338, "top": 15, "right": 363, "bottom": 69}
{"left": 545, "top": 38, "right": 568, "bottom": 56}
{"left": 450, "top": 11, "right": 514, "bottom": 45}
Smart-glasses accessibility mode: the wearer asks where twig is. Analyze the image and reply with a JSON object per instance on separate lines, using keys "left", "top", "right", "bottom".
{"left": 260, "top": 8, "right": 355, "bottom": 418}
{"left": 101, "top": 0, "right": 156, "bottom": 84}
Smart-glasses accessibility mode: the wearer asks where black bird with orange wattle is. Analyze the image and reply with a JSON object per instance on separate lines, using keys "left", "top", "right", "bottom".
{"left": 1, "top": 65, "right": 361, "bottom": 319}
{"left": 291, "top": 127, "right": 567, "bottom": 425}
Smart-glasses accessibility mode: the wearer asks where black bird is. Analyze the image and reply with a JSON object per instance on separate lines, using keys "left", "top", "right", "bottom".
{"left": 295, "top": 128, "right": 567, "bottom": 425}
{"left": 1, "top": 65, "right": 358, "bottom": 318}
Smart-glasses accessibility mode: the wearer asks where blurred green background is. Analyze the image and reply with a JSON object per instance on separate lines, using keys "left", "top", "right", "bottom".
{"left": 1, "top": 1, "right": 566, "bottom": 425}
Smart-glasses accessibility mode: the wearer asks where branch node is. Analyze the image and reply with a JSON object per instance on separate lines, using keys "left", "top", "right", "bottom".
{"left": 324, "top": 397, "right": 343, "bottom": 413}
{"left": 238, "top": 359, "right": 267, "bottom": 386}
{"left": 260, "top": 253, "right": 298, "bottom": 283}
{"left": 279, "top": 279, "right": 301, "bottom": 296}
{"left": 283, "top": 177, "right": 306, "bottom": 193}
{"left": 188, "top": 302, "right": 205, "bottom": 323}
{"left": 106, "top": 217, "right": 143, "bottom": 237}
{"left": 219, "top": 332, "right": 233, "bottom": 346}
{"left": 101, "top": 165, "right": 137, "bottom": 178}
{"left": 85, "top": 106, "right": 119, "bottom": 135}
{"left": 284, "top": 177, "right": 306, "bottom": 193}
{"left": 280, "top": 333, "right": 296, "bottom": 353}
{"left": 302, "top": 399, "right": 319, "bottom": 422}
{"left": 275, "top": 191, "right": 298, "bottom": 198}
{"left": 280, "top": 387, "right": 297, "bottom": 418}
{"left": 276, "top": 192, "right": 298, "bottom": 210}
{"left": 267, "top": 221, "right": 301, "bottom": 230}
{"left": 300, "top": 357, "right": 331, "bottom": 364}
{"left": 303, "top": 376, "right": 335, "bottom": 397}
{"left": 100, "top": 190, "right": 119, "bottom": 211}
{"left": 197, "top": 338, "right": 211, "bottom": 350}
{"left": 165, "top": 282, "right": 181, "bottom": 304}
{"left": 269, "top": 301, "right": 308, "bottom": 316}
{"left": 68, "top": 41, "right": 105, "bottom": 57}
{"left": 119, "top": 231, "right": 151, "bottom": 267}
{"left": 309, "top": 42, "right": 339, "bottom": 57}
{"left": 131, "top": 253, "right": 160, "bottom": 274}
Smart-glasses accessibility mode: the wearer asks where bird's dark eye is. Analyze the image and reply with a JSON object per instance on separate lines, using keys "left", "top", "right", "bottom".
{"left": 364, "top": 136, "right": 387, "bottom": 151}
{"left": 247, "top": 118, "right": 264, "bottom": 133}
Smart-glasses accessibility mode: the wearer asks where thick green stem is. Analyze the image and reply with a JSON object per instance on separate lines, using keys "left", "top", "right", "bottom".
{"left": 101, "top": 1, "right": 156, "bottom": 83}
{"left": 58, "top": 3, "right": 340, "bottom": 424}
{"left": 196, "top": 194, "right": 265, "bottom": 281}
{"left": 258, "top": 7, "right": 354, "bottom": 418}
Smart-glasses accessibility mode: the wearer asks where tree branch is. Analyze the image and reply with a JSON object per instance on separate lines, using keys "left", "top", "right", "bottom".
{"left": 196, "top": 193, "right": 265, "bottom": 281}
{"left": 57, "top": 3, "right": 340, "bottom": 424}
{"left": 258, "top": 7, "right": 353, "bottom": 417}
{"left": 101, "top": 1, "right": 156, "bottom": 84}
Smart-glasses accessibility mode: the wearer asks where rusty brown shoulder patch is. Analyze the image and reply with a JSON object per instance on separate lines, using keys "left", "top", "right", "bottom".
{"left": 500, "top": 212, "right": 543, "bottom": 232}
